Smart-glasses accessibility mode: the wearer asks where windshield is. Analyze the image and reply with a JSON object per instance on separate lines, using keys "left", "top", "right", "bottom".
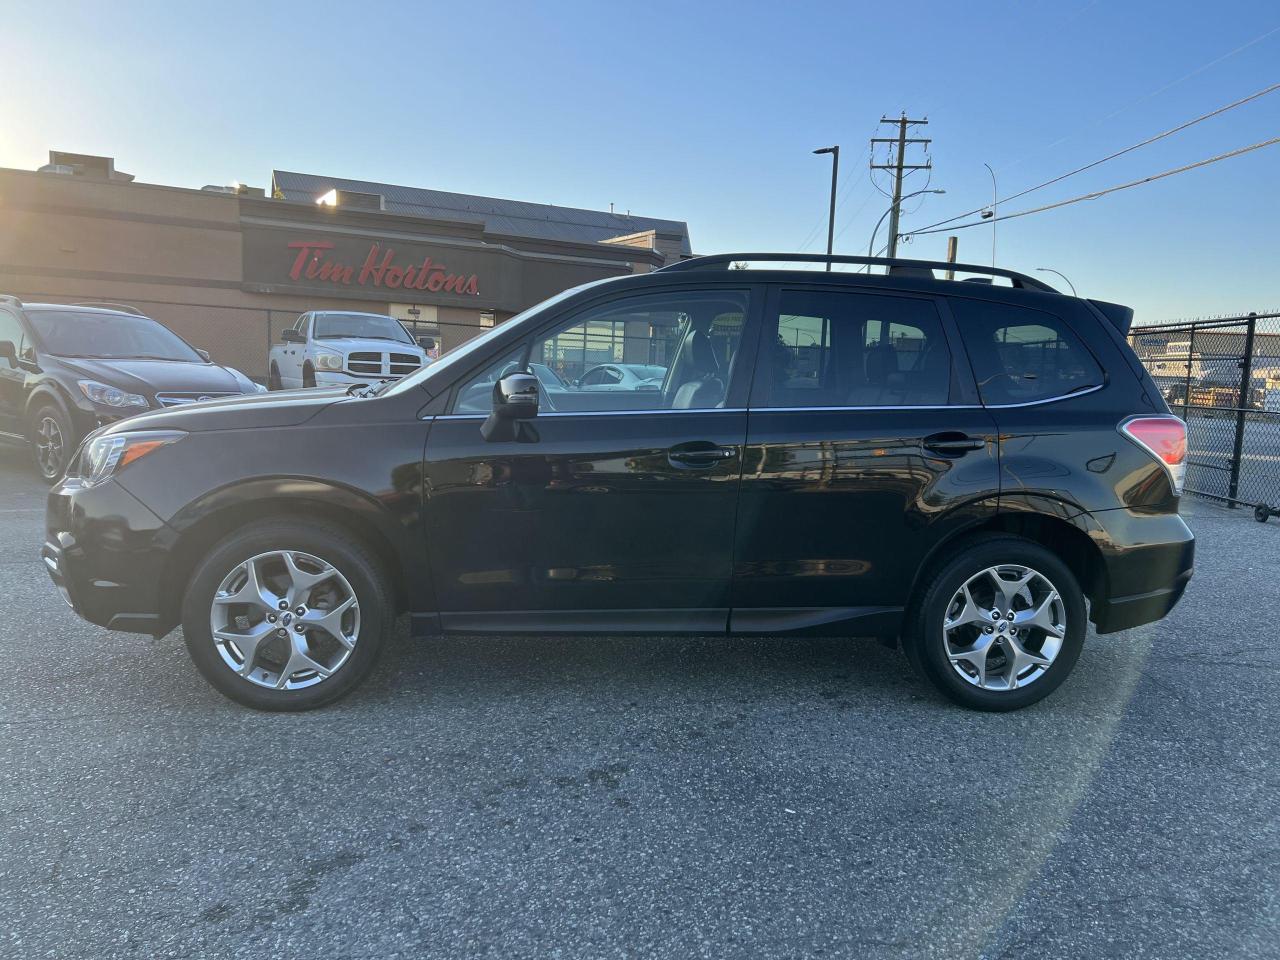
{"left": 379, "top": 279, "right": 613, "bottom": 398}
{"left": 314, "top": 312, "right": 414, "bottom": 344}
{"left": 27, "top": 310, "right": 203, "bottom": 362}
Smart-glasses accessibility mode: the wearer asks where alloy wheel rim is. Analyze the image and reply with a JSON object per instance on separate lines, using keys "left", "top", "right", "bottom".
{"left": 36, "top": 417, "right": 64, "bottom": 477}
{"left": 941, "top": 564, "right": 1065, "bottom": 692}
{"left": 209, "top": 550, "right": 361, "bottom": 690}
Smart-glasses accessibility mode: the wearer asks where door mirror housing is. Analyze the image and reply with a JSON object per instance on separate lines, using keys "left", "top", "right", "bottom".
{"left": 481, "top": 372, "right": 539, "bottom": 441}
{"left": 0, "top": 340, "right": 15, "bottom": 363}
{"left": 281, "top": 329, "right": 304, "bottom": 344}
{"left": 196, "top": 348, "right": 211, "bottom": 362}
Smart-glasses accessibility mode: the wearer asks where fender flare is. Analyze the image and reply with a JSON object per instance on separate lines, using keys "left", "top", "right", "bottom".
{"left": 24, "top": 382, "right": 77, "bottom": 439}
{"left": 157, "top": 475, "right": 433, "bottom": 613}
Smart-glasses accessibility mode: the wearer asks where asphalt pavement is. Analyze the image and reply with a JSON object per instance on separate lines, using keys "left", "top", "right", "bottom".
{"left": 0, "top": 449, "right": 1276, "bottom": 960}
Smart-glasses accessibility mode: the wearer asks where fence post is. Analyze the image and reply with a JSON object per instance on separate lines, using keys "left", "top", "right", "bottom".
{"left": 1227, "top": 313, "right": 1257, "bottom": 507}
{"left": 1183, "top": 326, "right": 1195, "bottom": 419}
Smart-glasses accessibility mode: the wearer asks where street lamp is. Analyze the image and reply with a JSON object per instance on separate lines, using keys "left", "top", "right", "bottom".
{"left": 868, "top": 189, "right": 946, "bottom": 263}
{"left": 1036, "top": 267, "right": 1078, "bottom": 297}
{"left": 982, "top": 163, "right": 997, "bottom": 266}
{"left": 813, "top": 146, "right": 839, "bottom": 271}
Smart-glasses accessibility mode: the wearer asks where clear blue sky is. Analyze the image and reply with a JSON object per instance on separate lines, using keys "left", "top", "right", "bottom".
{"left": 2, "top": 0, "right": 1277, "bottom": 323}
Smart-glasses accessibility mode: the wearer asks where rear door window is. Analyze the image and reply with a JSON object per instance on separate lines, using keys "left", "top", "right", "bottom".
{"left": 950, "top": 299, "right": 1104, "bottom": 405}
{"left": 758, "top": 289, "right": 953, "bottom": 408}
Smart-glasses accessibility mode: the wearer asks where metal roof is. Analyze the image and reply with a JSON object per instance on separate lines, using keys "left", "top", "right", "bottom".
{"left": 272, "top": 170, "right": 692, "bottom": 255}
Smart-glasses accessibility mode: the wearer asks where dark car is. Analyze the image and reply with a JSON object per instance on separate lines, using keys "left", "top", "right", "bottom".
{"left": 41, "top": 255, "right": 1194, "bottom": 713}
{"left": 0, "top": 298, "right": 263, "bottom": 482}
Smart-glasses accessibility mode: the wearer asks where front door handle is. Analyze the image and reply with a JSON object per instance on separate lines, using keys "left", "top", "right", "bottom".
{"left": 669, "top": 441, "right": 736, "bottom": 468}
{"left": 923, "top": 432, "right": 985, "bottom": 456}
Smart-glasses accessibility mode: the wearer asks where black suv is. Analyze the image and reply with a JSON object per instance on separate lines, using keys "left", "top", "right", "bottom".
{"left": 0, "top": 298, "right": 263, "bottom": 481}
{"left": 41, "top": 255, "right": 1194, "bottom": 712}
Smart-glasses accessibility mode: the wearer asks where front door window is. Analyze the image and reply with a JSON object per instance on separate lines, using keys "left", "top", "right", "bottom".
{"left": 450, "top": 290, "right": 750, "bottom": 415}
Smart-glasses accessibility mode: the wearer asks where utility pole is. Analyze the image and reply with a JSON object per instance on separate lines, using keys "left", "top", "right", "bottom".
{"left": 813, "top": 146, "right": 840, "bottom": 270}
{"left": 871, "top": 113, "right": 931, "bottom": 259}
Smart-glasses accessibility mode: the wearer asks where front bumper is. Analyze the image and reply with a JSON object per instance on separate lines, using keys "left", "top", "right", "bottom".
{"left": 43, "top": 476, "right": 174, "bottom": 635}
{"left": 1090, "top": 510, "right": 1195, "bottom": 634}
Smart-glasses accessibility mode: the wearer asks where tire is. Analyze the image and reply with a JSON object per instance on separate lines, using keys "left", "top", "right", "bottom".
{"left": 302, "top": 363, "right": 316, "bottom": 388}
{"left": 1255, "top": 504, "right": 1271, "bottom": 524}
{"left": 180, "top": 520, "right": 395, "bottom": 711}
{"left": 29, "top": 403, "right": 76, "bottom": 484}
{"left": 904, "top": 535, "right": 1086, "bottom": 712}
{"left": 268, "top": 363, "right": 282, "bottom": 391}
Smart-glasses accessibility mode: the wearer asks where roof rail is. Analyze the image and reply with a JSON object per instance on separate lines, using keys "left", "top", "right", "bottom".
{"left": 0, "top": 294, "right": 23, "bottom": 309}
{"left": 71, "top": 301, "right": 145, "bottom": 316}
{"left": 659, "top": 253, "right": 1058, "bottom": 292}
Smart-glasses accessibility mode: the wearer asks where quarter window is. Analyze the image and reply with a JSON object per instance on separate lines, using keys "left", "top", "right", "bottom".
{"left": 950, "top": 300, "right": 1103, "bottom": 405}
{"left": 760, "top": 290, "right": 952, "bottom": 407}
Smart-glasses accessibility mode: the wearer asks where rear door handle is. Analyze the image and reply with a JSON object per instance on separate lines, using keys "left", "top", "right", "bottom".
{"left": 923, "top": 433, "right": 985, "bottom": 456}
{"left": 668, "top": 441, "right": 736, "bottom": 468}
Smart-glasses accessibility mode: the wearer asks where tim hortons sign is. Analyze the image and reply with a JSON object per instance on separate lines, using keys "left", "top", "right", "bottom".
{"left": 287, "top": 240, "right": 481, "bottom": 295}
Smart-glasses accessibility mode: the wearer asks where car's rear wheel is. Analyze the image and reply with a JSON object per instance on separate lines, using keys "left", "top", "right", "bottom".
{"left": 302, "top": 362, "right": 316, "bottom": 388}
{"left": 268, "top": 363, "right": 282, "bottom": 391}
{"left": 29, "top": 404, "right": 75, "bottom": 484}
{"left": 905, "top": 536, "right": 1085, "bottom": 711}
{"left": 180, "top": 520, "right": 394, "bottom": 711}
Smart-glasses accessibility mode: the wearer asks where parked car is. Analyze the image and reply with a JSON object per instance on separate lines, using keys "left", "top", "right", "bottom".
{"left": 578, "top": 363, "right": 666, "bottom": 391}
{"left": 0, "top": 297, "right": 263, "bottom": 482}
{"left": 43, "top": 254, "right": 1194, "bottom": 712}
{"left": 268, "top": 311, "right": 428, "bottom": 390}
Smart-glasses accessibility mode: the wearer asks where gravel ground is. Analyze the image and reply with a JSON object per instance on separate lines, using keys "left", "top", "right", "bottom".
{"left": 0, "top": 450, "right": 1275, "bottom": 960}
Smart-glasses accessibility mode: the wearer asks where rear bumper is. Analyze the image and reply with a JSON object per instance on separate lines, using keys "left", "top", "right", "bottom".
{"left": 43, "top": 476, "right": 174, "bottom": 635}
{"left": 1090, "top": 510, "right": 1195, "bottom": 634}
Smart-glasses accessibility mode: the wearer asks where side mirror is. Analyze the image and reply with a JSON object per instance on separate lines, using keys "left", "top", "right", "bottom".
{"left": 481, "top": 372, "right": 539, "bottom": 442}
{"left": 0, "top": 340, "right": 15, "bottom": 364}
{"left": 281, "top": 329, "right": 304, "bottom": 344}
{"left": 196, "top": 348, "right": 211, "bottom": 362}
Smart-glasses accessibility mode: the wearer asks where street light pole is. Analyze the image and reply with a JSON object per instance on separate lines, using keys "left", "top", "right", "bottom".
{"left": 983, "top": 162, "right": 997, "bottom": 267}
{"left": 868, "top": 188, "right": 946, "bottom": 264}
{"left": 813, "top": 146, "right": 839, "bottom": 270}
{"left": 1036, "top": 267, "right": 1078, "bottom": 297}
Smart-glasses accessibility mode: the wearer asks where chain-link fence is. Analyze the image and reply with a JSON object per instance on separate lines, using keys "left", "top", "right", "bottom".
{"left": 1129, "top": 312, "right": 1280, "bottom": 516}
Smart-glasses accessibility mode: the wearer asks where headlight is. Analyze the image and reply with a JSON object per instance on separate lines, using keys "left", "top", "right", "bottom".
{"left": 78, "top": 380, "right": 148, "bottom": 409}
{"left": 81, "top": 430, "right": 184, "bottom": 486}
{"left": 314, "top": 351, "right": 345, "bottom": 371}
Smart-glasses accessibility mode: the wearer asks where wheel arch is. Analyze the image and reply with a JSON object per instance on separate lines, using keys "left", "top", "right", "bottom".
{"left": 24, "top": 381, "right": 77, "bottom": 437}
{"left": 907, "top": 500, "right": 1109, "bottom": 623}
{"left": 157, "top": 478, "right": 426, "bottom": 630}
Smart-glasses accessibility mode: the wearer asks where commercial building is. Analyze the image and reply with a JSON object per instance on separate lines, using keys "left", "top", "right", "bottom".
{"left": 0, "top": 151, "right": 692, "bottom": 377}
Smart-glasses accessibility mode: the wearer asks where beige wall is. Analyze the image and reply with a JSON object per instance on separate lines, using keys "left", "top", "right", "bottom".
{"left": 0, "top": 168, "right": 669, "bottom": 379}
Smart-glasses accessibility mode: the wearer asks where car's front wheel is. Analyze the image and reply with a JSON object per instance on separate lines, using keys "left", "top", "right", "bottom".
{"left": 906, "top": 536, "right": 1086, "bottom": 711}
{"left": 29, "top": 403, "right": 75, "bottom": 484}
{"left": 268, "top": 363, "right": 282, "bottom": 391}
{"left": 180, "top": 520, "right": 394, "bottom": 710}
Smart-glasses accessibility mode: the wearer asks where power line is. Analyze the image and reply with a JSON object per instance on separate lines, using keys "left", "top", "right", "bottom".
{"left": 913, "top": 79, "right": 1280, "bottom": 235}
{"left": 1006, "top": 22, "right": 1280, "bottom": 171}
{"left": 907, "top": 135, "right": 1280, "bottom": 236}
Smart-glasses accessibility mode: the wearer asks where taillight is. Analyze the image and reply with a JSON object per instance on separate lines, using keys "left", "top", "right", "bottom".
{"left": 1120, "top": 416, "right": 1187, "bottom": 496}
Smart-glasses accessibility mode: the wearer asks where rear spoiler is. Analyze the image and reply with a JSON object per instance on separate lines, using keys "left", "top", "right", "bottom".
{"left": 1088, "top": 299, "right": 1134, "bottom": 335}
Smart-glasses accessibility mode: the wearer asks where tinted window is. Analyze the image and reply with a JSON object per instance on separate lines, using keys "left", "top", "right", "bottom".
{"left": 450, "top": 290, "right": 749, "bottom": 414}
{"left": 950, "top": 300, "right": 1103, "bottom": 405}
{"left": 761, "top": 290, "right": 952, "bottom": 407}
{"left": 25, "top": 310, "right": 202, "bottom": 362}
{"left": 313, "top": 312, "right": 413, "bottom": 344}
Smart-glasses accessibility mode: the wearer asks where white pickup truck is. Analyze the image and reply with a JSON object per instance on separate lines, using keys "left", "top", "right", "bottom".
{"left": 268, "top": 310, "right": 429, "bottom": 390}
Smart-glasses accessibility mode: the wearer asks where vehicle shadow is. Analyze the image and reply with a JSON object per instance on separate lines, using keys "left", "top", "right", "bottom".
{"left": 358, "top": 623, "right": 925, "bottom": 712}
